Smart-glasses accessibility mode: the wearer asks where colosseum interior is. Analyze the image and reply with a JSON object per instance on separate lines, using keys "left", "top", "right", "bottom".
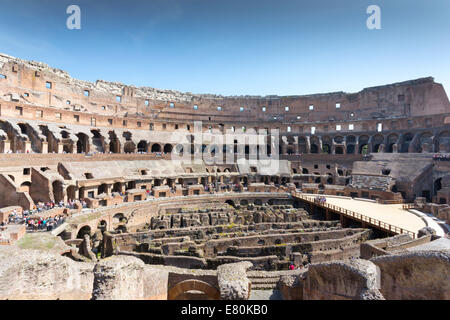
{"left": 0, "top": 52, "right": 449, "bottom": 301}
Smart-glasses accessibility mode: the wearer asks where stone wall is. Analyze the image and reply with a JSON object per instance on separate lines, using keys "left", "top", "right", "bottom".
{"left": 371, "top": 250, "right": 450, "bottom": 300}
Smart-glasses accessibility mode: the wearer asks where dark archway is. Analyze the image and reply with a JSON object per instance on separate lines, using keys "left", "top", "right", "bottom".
{"left": 164, "top": 144, "right": 173, "bottom": 153}
{"left": 137, "top": 140, "right": 148, "bottom": 153}
{"left": 151, "top": 144, "right": 161, "bottom": 153}
{"left": 52, "top": 180, "right": 64, "bottom": 202}
{"left": 77, "top": 225, "right": 91, "bottom": 239}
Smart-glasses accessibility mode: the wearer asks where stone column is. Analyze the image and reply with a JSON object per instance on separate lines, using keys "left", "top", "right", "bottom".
{"left": 3, "top": 140, "right": 11, "bottom": 153}
{"left": 306, "top": 136, "right": 311, "bottom": 153}
{"left": 41, "top": 141, "right": 48, "bottom": 154}
{"left": 25, "top": 140, "right": 32, "bottom": 153}
{"left": 57, "top": 143, "right": 64, "bottom": 154}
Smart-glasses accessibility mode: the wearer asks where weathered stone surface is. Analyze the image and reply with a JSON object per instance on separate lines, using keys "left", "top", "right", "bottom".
{"left": 217, "top": 261, "right": 252, "bottom": 300}
{"left": 0, "top": 245, "right": 94, "bottom": 300}
{"left": 303, "top": 259, "right": 384, "bottom": 300}
{"left": 371, "top": 250, "right": 450, "bottom": 300}
{"left": 91, "top": 255, "right": 168, "bottom": 300}
{"left": 278, "top": 271, "right": 307, "bottom": 300}
{"left": 417, "top": 227, "right": 437, "bottom": 238}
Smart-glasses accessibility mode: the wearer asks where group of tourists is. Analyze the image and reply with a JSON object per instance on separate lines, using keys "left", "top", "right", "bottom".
{"left": 433, "top": 154, "right": 450, "bottom": 161}
{"left": 25, "top": 215, "right": 65, "bottom": 231}
{"left": 314, "top": 196, "right": 327, "bottom": 204}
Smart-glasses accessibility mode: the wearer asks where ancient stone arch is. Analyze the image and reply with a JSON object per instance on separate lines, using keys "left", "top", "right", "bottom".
{"left": 167, "top": 280, "right": 220, "bottom": 300}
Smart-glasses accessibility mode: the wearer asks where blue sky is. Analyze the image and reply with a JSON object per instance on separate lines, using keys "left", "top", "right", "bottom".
{"left": 0, "top": 0, "right": 449, "bottom": 96}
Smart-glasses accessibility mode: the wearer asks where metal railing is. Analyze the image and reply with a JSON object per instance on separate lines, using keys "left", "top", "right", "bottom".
{"left": 293, "top": 193, "right": 416, "bottom": 239}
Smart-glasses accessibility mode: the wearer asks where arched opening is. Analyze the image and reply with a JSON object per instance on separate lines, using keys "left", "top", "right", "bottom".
{"left": 137, "top": 140, "right": 148, "bottom": 153}
{"left": 434, "top": 178, "right": 442, "bottom": 196}
{"left": 97, "top": 220, "right": 107, "bottom": 232}
{"left": 346, "top": 144, "right": 355, "bottom": 154}
{"left": 112, "top": 182, "right": 122, "bottom": 193}
{"left": 225, "top": 200, "right": 235, "bottom": 207}
{"left": 113, "top": 213, "right": 127, "bottom": 224}
{"left": 90, "top": 130, "right": 104, "bottom": 153}
{"left": 52, "top": 180, "right": 64, "bottom": 202}
{"left": 98, "top": 183, "right": 108, "bottom": 195}
{"left": 302, "top": 168, "right": 309, "bottom": 174}
{"left": 436, "top": 131, "right": 450, "bottom": 152}
{"left": 77, "top": 225, "right": 91, "bottom": 239}
{"left": 387, "top": 143, "right": 395, "bottom": 153}
{"left": 322, "top": 144, "right": 331, "bottom": 154}
{"left": 373, "top": 144, "right": 381, "bottom": 153}
{"left": 163, "top": 144, "right": 173, "bottom": 153}
{"left": 67, "top": 185, "right": 76, "bottom": 201}
{"left": 126, "top": 181, "right": 136, "bottom": 190}
{"left": 240, "top": 199, "right": 249, "bottom": 206}
{"left": 335, "top": 146, "right": 344, "bottom": 154}
{"left": 151, "top": 144, "right": 161, "bottom": 153}
{"left": 310, "top": 144, "right": 319, "bottom": 154}
{"left": 19, "top": 181, "right": 31, "bottom": 193}
{"left": 360, "top": 144, "right": 369, "bottom": 155}
{"left": 326, "top": 177, "right": 333, "bottom": 184}
{"left": 401, "top": 133, "right": 413, "bottom": 153}
{"left": 168, "top": 280, "right": 220, "bottom": 300}
{"left": 76, "top": 133, "right": 89, "bottom": 153}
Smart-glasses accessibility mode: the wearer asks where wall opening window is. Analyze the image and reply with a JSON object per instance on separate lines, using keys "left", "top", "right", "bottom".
{"left": 84, "top": 173, "right": 94, "bottom": 179}
{"left": 175, "top": 124, "right": 178, "bottom": 129}
{"left": 46, "top": 82, "right": 52, "bottom": 89}
{"left": 193, "top": 105, "right": 198, "bottom": 110}
{"left": 149, "top": 123, "right": 154, "bottom": 131}
{"left": 240, "top": 106, "right": 244, "bottom": 112}
{"left": 23, "top": 168, "right": 30, "bottom": 175}
{"left": 24, "top": 93, "right": 29, "bottom": 97}
{"left": 55, "top": 113, "right": 62, "bottom": 120}
{"left": 262, "top": 106, "right": 266, "bottom": 112}
{"left": 336, "top": 103, "right": 341, "bottom": 109}
{"left": 162, "top": 124, "right": 167, "bottom": 129}
{"left": 123, "top": 120, "right": 127, "bottom": 126}
{"left": 116, "top": 96, "right": 121, "bottom": 102}
{"left": 336, "top": 125, "right": 342, "bottom": 131}
{"left": 349, "top": 124, "right": 354, "bottom": 130}
{"left": 311, "top": 126, "right": 316, "bottom": 134}
{"left": 15, "top": 106, "right": 23, "bottom": 116}
{"left": 287, "top": 126, "right": 291, "bottom": 132}
{"left": 169, "top": 102, "right": 175, "bottom": 108}
{"left": 231, "top": 126, "right": 235, "bottom": 132}
{"left": 0, "top": 74, "right": 6, "bottom": 79}
{"left": 309, "top": 105, "right": 314, "bottom": 111}
{"left": 217, "top": 106, "right": 222, "bottom": 111}
{"left": 74, "top": 115, "right": 79, "bottom": 122}
{"left": 377, "top": 122, "right": 383, "bottom": 132}
{"left": 285, "top": 106, "right": 289, "bottom": 112}
{"left": 108, "top": 119, "right": 113, "bottom": 125}
{"left": 137, "top": 121, "right": 141, "bottom": 127}
{"left": 145, "top": 100, "right": 149, "bottom": 106}
{"left": 36, "top": 110, "right": 43, "bottom": 118}
{"left": 297, "top": 115, "right": 301, "bottom": 120}
{"left": 90, "top": 118, "right": 96, "bottom": 126}
{"left": 84, "top": 90, "right": 89, "bottom": 97}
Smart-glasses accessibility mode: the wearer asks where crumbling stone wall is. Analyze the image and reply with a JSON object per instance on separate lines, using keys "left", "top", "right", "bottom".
{"left": 371, "top": 250, "right": 450, "bottom": 300}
